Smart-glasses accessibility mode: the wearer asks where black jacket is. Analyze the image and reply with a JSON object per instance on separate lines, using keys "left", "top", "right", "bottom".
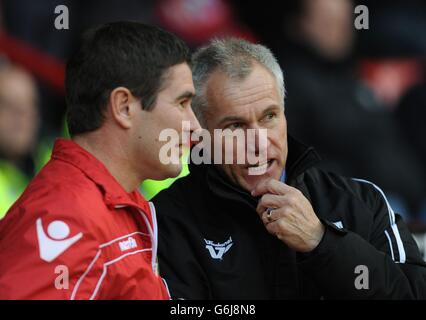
{"left": 153, "top": 137, "right": 426, "bottom": 299}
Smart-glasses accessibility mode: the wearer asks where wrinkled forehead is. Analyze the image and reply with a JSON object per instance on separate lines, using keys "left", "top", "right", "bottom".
{"left": 205, "top": 64, "right": 281, "bottom": 118}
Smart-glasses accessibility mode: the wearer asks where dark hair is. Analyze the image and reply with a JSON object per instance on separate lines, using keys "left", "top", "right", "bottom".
{"left": 65, "top": 21, "right": 190, "bottom": 136}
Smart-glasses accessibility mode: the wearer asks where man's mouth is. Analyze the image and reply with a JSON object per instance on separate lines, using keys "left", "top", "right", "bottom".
{"left": 246, "top": 159, "right": 274, "bottom": 175}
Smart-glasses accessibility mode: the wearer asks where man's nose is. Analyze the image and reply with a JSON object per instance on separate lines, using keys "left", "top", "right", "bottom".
{"left": 247, "top": 126, "right": 269, "bottom": 157}
{"left": 187, "top": 106, "right": 202, "bottom": 132}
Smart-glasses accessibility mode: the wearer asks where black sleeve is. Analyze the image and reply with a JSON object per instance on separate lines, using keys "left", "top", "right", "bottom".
{"left": 298, "top": 183, "right": 426, "bottom": 299}
{"left": 156, "top": 199, "right": 212, "bottom": 300}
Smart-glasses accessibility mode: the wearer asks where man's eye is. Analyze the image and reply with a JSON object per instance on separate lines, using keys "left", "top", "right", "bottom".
{"left": 227, "top": 123, "right": 242, "bottom": 130}
{"left": 263, "top": 113, "right": 276, "bottom": 121}
{"left": 179, "top": 100, "right": 188, "bottom": 108}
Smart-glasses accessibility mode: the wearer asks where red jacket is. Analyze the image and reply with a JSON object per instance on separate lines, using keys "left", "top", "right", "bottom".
{"left": 0, "top": 139, "right": 170, "bottom": 300}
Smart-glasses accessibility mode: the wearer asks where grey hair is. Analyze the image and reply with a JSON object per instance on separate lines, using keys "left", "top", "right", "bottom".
{"left": 191, "top": 37, "right": 285, "bottom": 126}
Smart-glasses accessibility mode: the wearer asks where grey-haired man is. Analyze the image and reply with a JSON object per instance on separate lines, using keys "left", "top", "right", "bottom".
{"left": 154, "top": 38, "right": 426, "bottom": 299}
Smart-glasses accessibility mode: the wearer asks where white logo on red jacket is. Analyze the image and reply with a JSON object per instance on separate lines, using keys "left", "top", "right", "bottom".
{"left": 119, "top": 236, "right": 138, "bottom": 252}
{"left": 36, "top": 218, "right": 83, "bottom": 262}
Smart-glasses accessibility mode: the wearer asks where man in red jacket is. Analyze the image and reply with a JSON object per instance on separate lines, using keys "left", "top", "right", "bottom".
{"left": 0, "top": 21, "right": 200, "bottom": 299}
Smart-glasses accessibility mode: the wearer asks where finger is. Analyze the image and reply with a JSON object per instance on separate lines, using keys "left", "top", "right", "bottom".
{"left": 261, "top": 211, "right": 269, "bottom": 224}
{"left": 261, "top": 207, "right": 288, "bottom": 225}
{"left": 251, "top": 178, "right": 293, "bottom": 197}
{"left": 256, "top": 194, "right": 286, "bottom": 215}
{"left": 261, "top": 210, "right": 274, "bottom": 224}
{"left": 264, "top": 219, "right": 286, "bottom": 237}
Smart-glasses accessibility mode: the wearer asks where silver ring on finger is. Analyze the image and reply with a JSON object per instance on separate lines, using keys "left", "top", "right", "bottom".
{"left": 266, "top": 208, "right": 274, "bottom": 222}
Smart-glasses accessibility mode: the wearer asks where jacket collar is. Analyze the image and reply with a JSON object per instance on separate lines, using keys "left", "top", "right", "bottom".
{"left": 285, "top": 135, "right": 321, "bottom": 183}
{"left": 190, "top": 135, "right": 321, "bottom": 207}
{"left": 51, "top": 138, "right": 150, "bottom": 214}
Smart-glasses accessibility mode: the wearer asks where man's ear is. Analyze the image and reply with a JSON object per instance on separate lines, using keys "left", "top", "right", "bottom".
{"left": 109, "top": 87, "right": 136, "bottom": 129}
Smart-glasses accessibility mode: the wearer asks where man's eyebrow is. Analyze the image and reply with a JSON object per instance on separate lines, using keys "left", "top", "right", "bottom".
{"left": 262, "top": 105, "right": 282, "bottom": 115}
{"left": 218, "top": 115, "right": 246, "bottom": 126}
{"left": 217, "top": 105, "right": 281, "bottom": 126}
{"left": 175, "top": 91, "right": 195, "bottom": 101}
